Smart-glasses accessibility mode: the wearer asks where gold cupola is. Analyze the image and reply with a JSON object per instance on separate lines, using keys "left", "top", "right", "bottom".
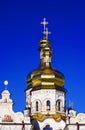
{"left": 26, "top": 18, "right": 66, "bottom": 93}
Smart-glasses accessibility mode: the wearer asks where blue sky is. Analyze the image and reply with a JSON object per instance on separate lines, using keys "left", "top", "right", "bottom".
{"left": 0, "top": 0, "right": 85, "bottom": 113}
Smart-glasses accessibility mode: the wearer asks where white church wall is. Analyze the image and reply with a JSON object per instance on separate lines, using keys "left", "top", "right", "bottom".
{"left": 38, "top": 118, "right": 66, "bottom": 130}
{"left": 31, "top": 89, "right": 56, "bottom": 114}
{"left": 65, "top": 110, "right": 85, "bottom": 130}
{"left": 66, "top": 110, "right": 85, "bottom": 124}
{"left": 65, "top": 124, "right": 85, "bottom": 130}
{"left": 55, "top": 90, "right": 65, "bottom": 113}
{"left": 0, "top": 124, "right": 32, "bottom": 130}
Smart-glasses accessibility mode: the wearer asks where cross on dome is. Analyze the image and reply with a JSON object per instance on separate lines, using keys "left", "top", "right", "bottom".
{"left": 43, "top": 28, "right": 51, "bottom": 38}
{"left": 41, "top": 18, "right": 48, "bottom": 31}
{"left": 41, "top": 18, "right": 51, "bottom": 38}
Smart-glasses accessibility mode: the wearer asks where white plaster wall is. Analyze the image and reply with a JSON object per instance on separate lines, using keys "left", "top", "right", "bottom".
{"left": 25, "top": 88, "right": 32, "bottom": 108}
{"left": 31, "top": 89, "right": 56, "bottom": 114}
{"left": 65, "top": 111, "right": 85, "bottom": 130}
{"left": 65, "top": 125, "right": 85, "bottom": 130}
{"left": 66, "top": 111, "right": 85, "bottom": 124}
{"left": 55, "top": 90, "right": 65, "bottom": 112}
{"left": 65, "top": 125, "right": 77, "bottom": 130}
{"left": 30, "top": 89, "right": 65, "bottom": 115}
{"left": 38, "top": 118, "right": 66, "bottom": 130}
{"left": 0, "top": 124, "right": 31, "bottom": 130}
{"left": 79, "top": 126, "right": 85, "bottom": 130}
{"left": 0, "top": 90, "right": 31, "bottom": 124}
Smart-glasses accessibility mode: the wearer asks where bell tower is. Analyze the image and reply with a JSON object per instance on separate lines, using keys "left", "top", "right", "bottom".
{"left": 25, "top": 18, "right": 67, "bottom": 130}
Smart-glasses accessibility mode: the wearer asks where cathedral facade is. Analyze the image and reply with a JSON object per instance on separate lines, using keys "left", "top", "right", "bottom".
{"left": 0, "top": 18, "right": 85, "bottom": 130}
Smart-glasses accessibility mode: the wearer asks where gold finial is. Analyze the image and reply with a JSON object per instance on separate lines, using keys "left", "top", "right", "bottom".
{"left": 41, "top": 18, "right": 48, "bottom": 31}
{"left": 43, "top": 28, "right": 51, "bottom": 38}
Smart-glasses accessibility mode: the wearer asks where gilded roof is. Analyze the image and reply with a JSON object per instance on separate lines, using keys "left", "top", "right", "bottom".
{"left": 32, "top": 113, "right": 66, "bottom": 122}
{"left": 26, "top": 66, "right": 66, "bottom": 92}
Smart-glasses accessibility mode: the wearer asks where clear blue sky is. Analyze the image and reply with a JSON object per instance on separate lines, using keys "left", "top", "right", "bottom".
{"left": 0, "top": 0, "right": 85, "bottom": 113}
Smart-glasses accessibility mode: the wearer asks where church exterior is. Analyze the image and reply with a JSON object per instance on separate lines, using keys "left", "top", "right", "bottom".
{"left": 0, "top": 18, "right": 85, "bottom": 130}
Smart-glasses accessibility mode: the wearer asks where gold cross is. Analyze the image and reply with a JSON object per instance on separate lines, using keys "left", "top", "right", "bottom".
{"left": 43, "top": 28, "right": 51, "bottom": 38}
{"left": 41, "top": 18, "right": 48, "bottom": 30}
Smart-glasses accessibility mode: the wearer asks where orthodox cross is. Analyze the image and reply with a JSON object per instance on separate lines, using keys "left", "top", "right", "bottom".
{"left": 41, "top": 18, "right": 48, "bottom": 30}
{"left": 43, "top": 28, "right": 51, "bottom": 38}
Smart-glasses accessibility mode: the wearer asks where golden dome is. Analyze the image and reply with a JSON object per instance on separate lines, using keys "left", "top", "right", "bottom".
{"left": 26, "top": 66, "right": 66, "bottom": 93}
{"left": 25, "top": 19, "right": 66, "bottom": 93}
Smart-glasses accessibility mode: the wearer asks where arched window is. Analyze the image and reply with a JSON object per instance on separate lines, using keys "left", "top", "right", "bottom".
{"left": 58, "top": 101, "right": 61, "bottom": 111}
{"left": 43, "top": 125, "right": 52, "bottom": 130}
{"left": 46, "top": 100, "right": 50, "bottom": 111}
{"left": 56, "top": 100, "right": 62, "bottom": 112}
{"left": 36, "top": 101, "right": 39, "bottom": 111}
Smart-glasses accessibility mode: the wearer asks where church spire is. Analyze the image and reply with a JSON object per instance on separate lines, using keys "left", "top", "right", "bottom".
{"left": 39, "top": 18, "right": 52, "bottom": 68}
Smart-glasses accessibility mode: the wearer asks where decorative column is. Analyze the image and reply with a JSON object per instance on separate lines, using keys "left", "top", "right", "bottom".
{"left": 76, "top": 122, "right": 79, "bottom": 130}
